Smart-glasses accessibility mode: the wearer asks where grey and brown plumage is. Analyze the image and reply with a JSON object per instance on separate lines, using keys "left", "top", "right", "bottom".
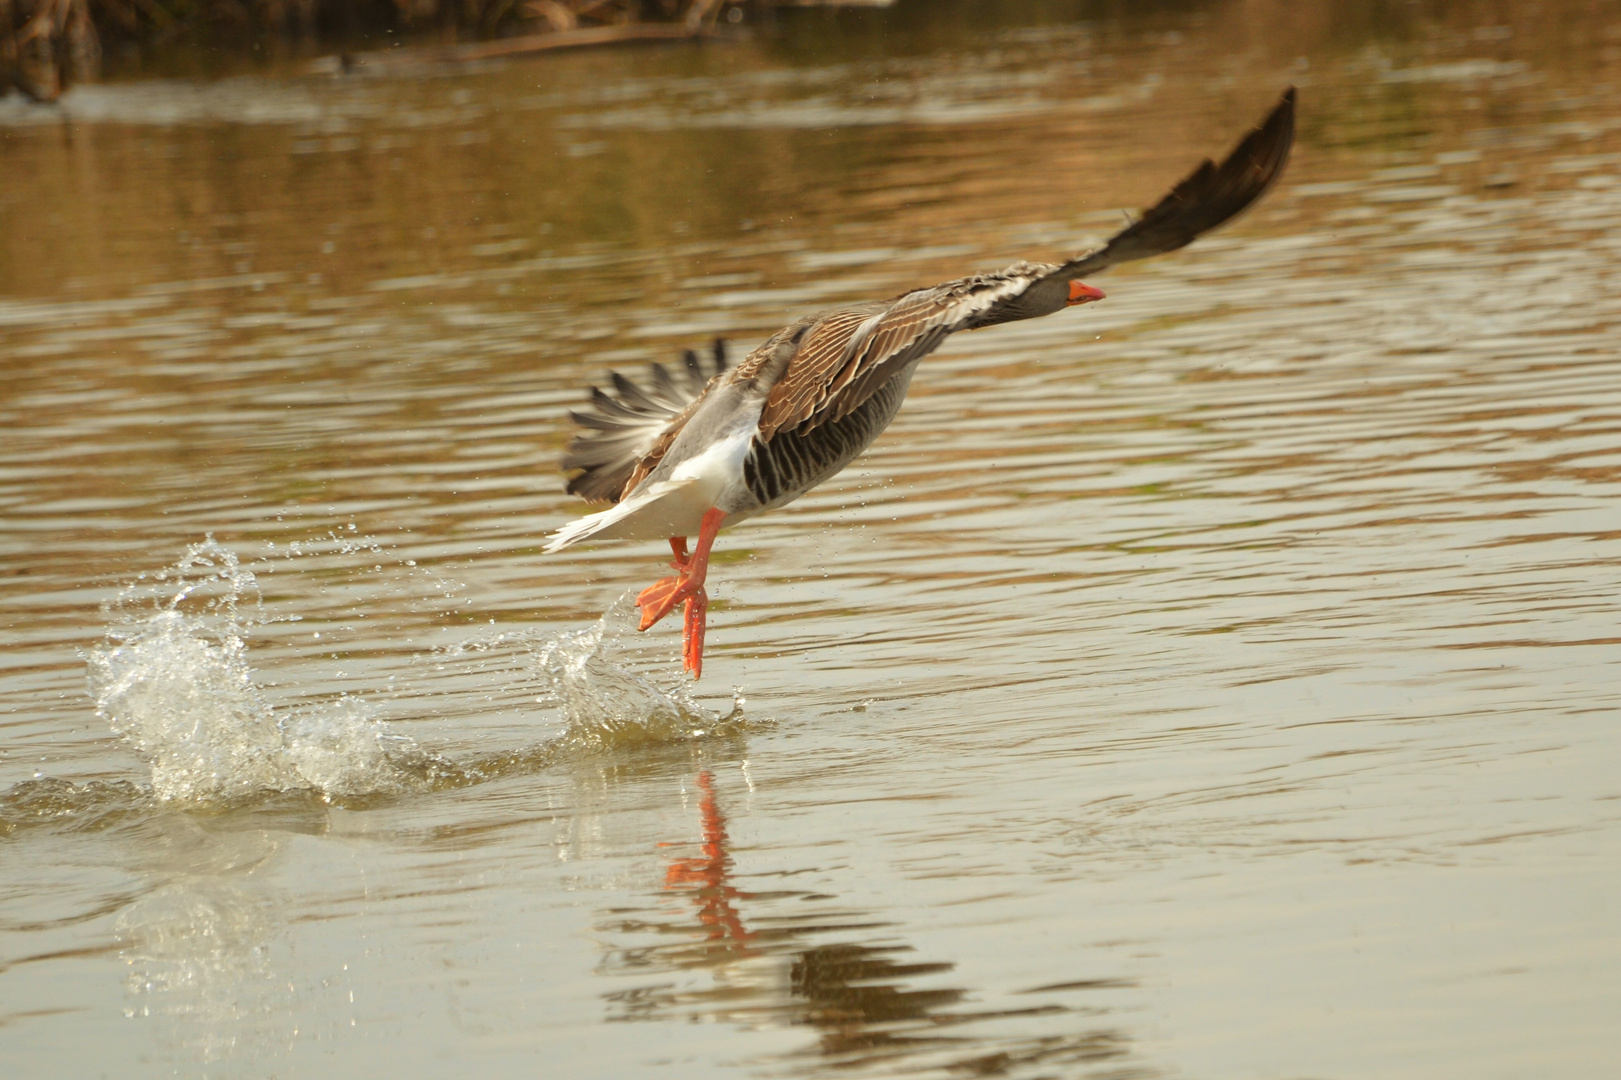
{"left": 548, "top": 88, "right": 1297, "bottom": 678}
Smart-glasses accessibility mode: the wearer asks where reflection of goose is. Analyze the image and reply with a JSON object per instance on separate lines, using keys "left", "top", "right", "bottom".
{"left": 660, "top": 770, "right": 752, "bottom": 951}
{"left": 608, "top": 769, "right": 1139, "bottom": 1073}
{"left": 549, "top": 90, "right": 1296, "bottom": 678}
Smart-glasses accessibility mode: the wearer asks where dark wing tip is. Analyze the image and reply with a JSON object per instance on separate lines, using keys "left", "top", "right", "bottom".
{"left": 1062, "top": 87, "right": 1297, "bottom": 278}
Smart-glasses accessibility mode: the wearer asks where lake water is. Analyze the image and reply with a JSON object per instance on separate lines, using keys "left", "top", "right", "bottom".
{"left": 2, "top": 2, "right": 1619, "bottom": 1076}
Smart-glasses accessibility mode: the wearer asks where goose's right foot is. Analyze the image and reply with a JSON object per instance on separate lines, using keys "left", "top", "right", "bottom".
{"left": 634, "top": 509, "right": 727, "bottom": 679}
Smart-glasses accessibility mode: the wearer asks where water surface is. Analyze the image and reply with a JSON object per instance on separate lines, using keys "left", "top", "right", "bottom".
{"left": 2, "top": 2, "right": 1620, "bottom": 1076}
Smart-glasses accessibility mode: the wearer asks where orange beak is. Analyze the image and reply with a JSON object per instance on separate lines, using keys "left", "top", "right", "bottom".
{"left": 1067, "top": 281, "right": 1106, "bottom": 306}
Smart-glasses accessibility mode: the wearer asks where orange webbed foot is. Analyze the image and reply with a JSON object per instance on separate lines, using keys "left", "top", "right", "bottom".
{"left": 637, "top": 575, "right": 692, "bottom": 631}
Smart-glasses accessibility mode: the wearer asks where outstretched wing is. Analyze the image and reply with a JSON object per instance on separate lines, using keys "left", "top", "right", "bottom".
{"left": 754, "top": 269, "right": 1050, "bottom": 440}
{"left": 1058, "top": 86, "right": 1296, "bottom": 279}
{"left": 562, "top": 339, "right": 730, "bottom": 503}
{"left": 753, "top": 89, "right": 1295, "bottom": 444}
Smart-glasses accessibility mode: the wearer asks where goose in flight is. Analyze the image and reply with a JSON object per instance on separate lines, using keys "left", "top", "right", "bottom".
{"left": 548, "top": 88, "right": 1296, "bottom": 678}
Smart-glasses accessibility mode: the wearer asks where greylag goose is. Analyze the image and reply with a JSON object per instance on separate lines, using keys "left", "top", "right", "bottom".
{"left": 548, "top": 88, "right": 1296, "bottom": 678}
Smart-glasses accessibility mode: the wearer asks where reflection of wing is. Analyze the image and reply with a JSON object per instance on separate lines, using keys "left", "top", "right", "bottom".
{"left": 562, "top": 340, "right": 730, "bottom": 503}
{"left": 1059, "top": 86, "right": 1296, "bottom": 278}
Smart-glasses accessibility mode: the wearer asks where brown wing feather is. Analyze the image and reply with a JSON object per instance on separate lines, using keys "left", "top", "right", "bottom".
{"left": 758, "top": 308, "right": 879, "bottom": 440}
{"left": 817, "top": 293, "right": 952, "bottom": 426}
{"left": 758, "top": 272, "right": 1042, "bottom": 441}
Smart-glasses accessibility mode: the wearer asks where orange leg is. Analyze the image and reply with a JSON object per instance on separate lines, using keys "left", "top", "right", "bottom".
{"left": 636, "top": 508, "right": 725, "bottom": 678}
{"left": 682, "top": 590, "right": 708, "bottom": 679}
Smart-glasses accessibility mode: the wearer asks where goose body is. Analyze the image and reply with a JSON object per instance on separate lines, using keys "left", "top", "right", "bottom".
{"left": 548, "top": 89, "right": 1297, "bottom": 677}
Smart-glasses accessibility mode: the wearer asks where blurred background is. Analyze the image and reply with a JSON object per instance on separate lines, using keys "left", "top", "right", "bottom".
{"left": 3, "top": 2, "right": 1620, "bottom": 1078}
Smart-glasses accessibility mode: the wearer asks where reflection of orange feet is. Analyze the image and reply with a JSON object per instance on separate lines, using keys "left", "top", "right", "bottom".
{"left": 660, "top": 771, "right": 753, "bottom": 946}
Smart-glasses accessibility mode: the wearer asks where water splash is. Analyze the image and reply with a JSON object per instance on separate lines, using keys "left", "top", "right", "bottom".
{"left": 38, "top": 538, "right": 756, "bottom": 820}
{"left": 440, "top": 593, "right": 749, "bottom": 757}
{"left": 84, "top": 538, "right": 435, "bottom": 803}
{"left": 536, "top": 595, "right": 745, "bottom": 751}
